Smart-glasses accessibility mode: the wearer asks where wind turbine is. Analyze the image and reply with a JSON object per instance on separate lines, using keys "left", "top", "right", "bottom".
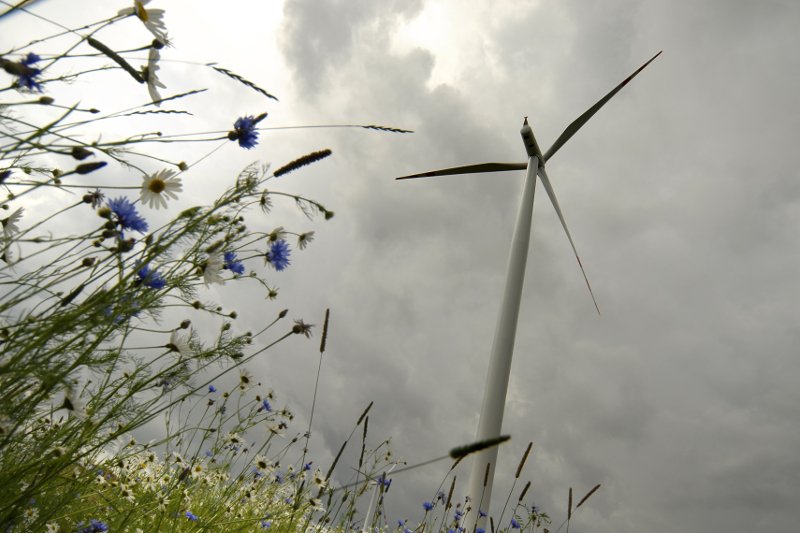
{"left": 396, "top": 51, "right": 661, "bottom": 532}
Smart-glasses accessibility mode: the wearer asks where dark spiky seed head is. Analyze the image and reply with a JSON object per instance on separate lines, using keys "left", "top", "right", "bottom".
{"left": 449, "top": 435, "right": 511, "bottom": 460}
{"left": 576, "top": 484, "right": 601, "bottom": 509}
{"left": 518, "top": 481, "right": 531, "bottom": 502}
{"left": 515, "top": 442, "right": 532, "bottom": 478}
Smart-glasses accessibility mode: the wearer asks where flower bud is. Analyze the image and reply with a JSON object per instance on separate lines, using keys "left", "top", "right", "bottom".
{"left": 70, "top": 146, "right": 94, "bottom": 161}
{"left": 118, "top": 238, "right": 136, "bottom": 253}
{"left": 75, "top": 161, "right": 107, "bottom": 175}
{"left": 180, "top": 320, "right": 191, "bottom": 329}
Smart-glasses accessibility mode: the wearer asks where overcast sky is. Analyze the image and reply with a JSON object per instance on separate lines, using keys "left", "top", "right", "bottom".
{"left": 6, "top": 1, "right": 800, "bottom": 531}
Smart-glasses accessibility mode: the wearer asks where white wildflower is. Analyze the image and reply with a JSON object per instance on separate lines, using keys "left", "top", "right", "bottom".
{"left": 145, "top": 45, "right": 166, "bottom": 105}
{"left": 119, "top": 0, "right": 169, "bottom": 44}
{"left": 203, "top": 252, "right": 225, "bottom": 285}
{"left": 312, "top": 468, "right": 327, "bottom": 490}
{"left": 167, "top": 328, "right": 192, "bottom": 357}
{"left": 140, "top": 168, "right": 181, "bottom": 209}
{"left": 45, "top": 522, "right": 60, "bottom": 533}
{"left": 254, "top": 454, "right": 271, "bottom": 472}
{"left": 225, "top": 432, "right": 242, "bottom": 446}
{"left": 267, "top": 226, "right": 286, "bottom": 243}
{"left": 120, "top": 483, "right": 135, "bottom": 503}
{"left": 238, "top": 368, "right": 253, "bottom": 390}
{"left": 23, "top": 507, "right": 38, "bottom": 523}
{"left": 1, "top": 207, "right": 23, "bottom": 238}
{"left": 297, "top": 231, "right": 315, "bottom": 250}
{"left": 61, "top": 383, "right": 87, "bottom": 419}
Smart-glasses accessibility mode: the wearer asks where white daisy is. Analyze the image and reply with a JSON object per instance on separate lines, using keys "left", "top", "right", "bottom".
{"left": 312, "top": 468, "right": 327, "bottom": 490}
{"left": 1, "top": 207, "right": 23, "bottom": 239}
{"left": 119, "top": 0, "right": 169, "bottom": 44}
{"left": 297, "top": 231, "right": 315, "bottom": 250}
{"left": 145, "top": 46, "right": 166, "bottom": 105}
{"left": 140, "top": 168, "right": 181, "bottom": 209}
{"left": 267, "top": 226, "right": 286, "bottom": 243}
{"left": 202, "top": 252, "right": 225, "bottom": 285}
{"left": 238, "top": 368, "right": 253, "bottom": 390}
{"left": 167, "top": 328, "right": 192, "bottom": 357}
{"left": 61, "top": 384, "right": 87, "bottom": 419}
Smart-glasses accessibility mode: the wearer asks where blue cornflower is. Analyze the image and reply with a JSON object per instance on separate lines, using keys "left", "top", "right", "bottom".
{"left": 136, "top": 263, "right": 166, "bottom": 289}
{"left": 224, "top": 251, "right": 245, "bottom": 275}
{"left": 265, "top": 239, "right": 290, "bottom": 271}
{"left": 231, "top": 115, "right": 259, "bottom": 149}
{"left": 77, "top": 519, "right": 108, "bottom": 533}
{"left": 185, "top": 511, "right": 199, "bottom": 521}
{"left": 260, "top": 520, "right": 271, "bottom": 529}
{"left": 478, "top": 509, "right": 487, "bottom": 518}
{"left": 261, "top": 398, "right": 272, "bottom": 412}
{"left": 7, "top": 52, "right": 43, "bottom": 91}
{"left": 397, "top": 519, "right": 406, "bottom": 527}
{"left": 303, "top": 462, "right": 312, "bottom": 471}
{"left": 423, "top": 501, "right": 434, "bottom": 511}
{"left": 476, "top": 529, "right": 485, "bottom": 533}
{"left": 107, "top": 197, "right": 148, "bottom": 234}
{"left": 204, "top": 450, "right": 213, "bottom": 457}
{"left": 454, "top": 509, "right": 463, "bottom": 521}
{"left": 103, "top": 294, "right": 141, "bottom": 324}
{"left": 208, "top": 385, "right": 217, "bottom": 393}
{"left": 510, "top": 518, "right": 521, "bottom": 529}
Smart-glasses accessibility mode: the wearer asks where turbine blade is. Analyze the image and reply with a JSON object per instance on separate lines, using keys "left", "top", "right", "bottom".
{"left": 396, "top": 162, "right": 527, "bottom": 180}
{"left": 537, "top": 166, "right": 600, "bottom": 315}
{"left": 543, "top": 51, "right": 662, "bottom": 163}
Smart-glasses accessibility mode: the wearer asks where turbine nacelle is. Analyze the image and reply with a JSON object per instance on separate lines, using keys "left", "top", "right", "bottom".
{"left": 520, "top": 116, "right": 544, "bottom": 162}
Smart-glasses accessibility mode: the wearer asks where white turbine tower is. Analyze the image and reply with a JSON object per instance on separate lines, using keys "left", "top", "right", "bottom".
{"left": 397, "top": 51, "right": 661, "bottom": 532}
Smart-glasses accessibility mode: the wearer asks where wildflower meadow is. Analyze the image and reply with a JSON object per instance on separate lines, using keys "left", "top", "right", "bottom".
{"left": 0, "top": 2, "right": 600, "bottom": 532}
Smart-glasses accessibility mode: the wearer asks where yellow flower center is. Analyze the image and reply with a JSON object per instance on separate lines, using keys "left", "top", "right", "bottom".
{"left": 147, "top": 178, "right": 166, "bottom": 194}
{"left": 135, "top": 2, "right": 149, "bottom": 22}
